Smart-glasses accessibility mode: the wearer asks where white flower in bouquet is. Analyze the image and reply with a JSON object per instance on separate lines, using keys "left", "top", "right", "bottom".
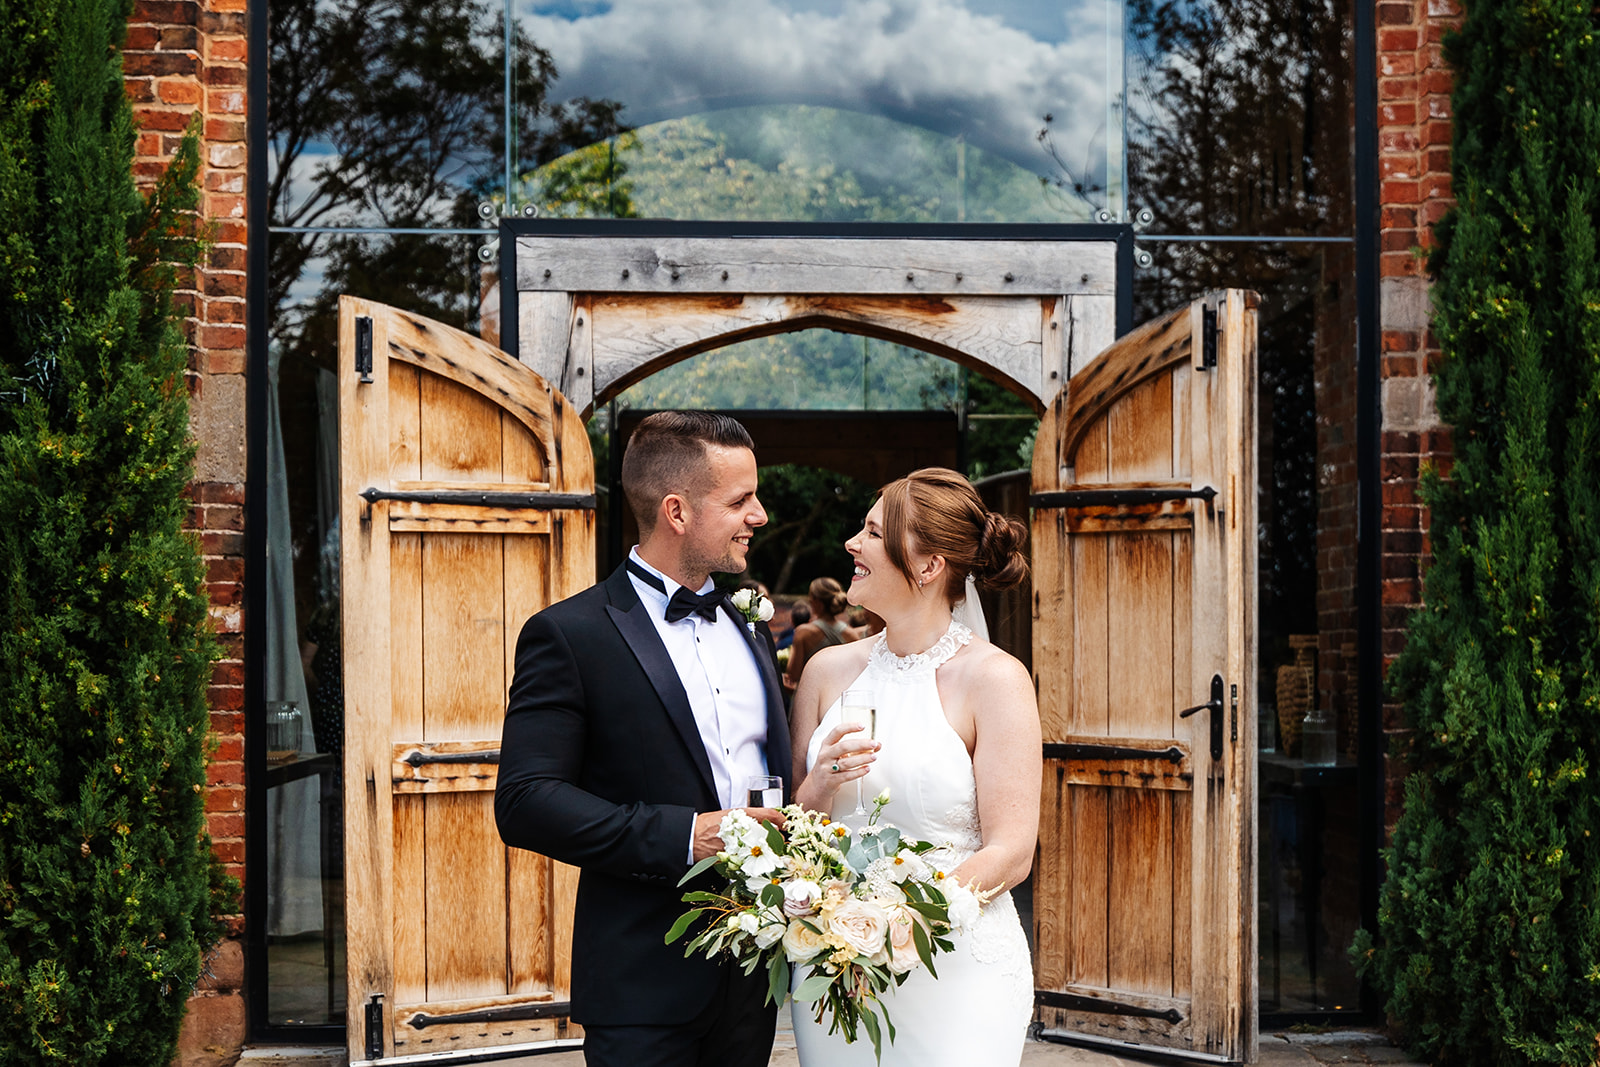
{"left": 754, "top": 919, "right": 786, "bottom": 951}
{"left": 943, "top": 882, "right": 983, "bottom": 931}
{"left": 875, "top": 788, "right": 891, "bottom": 806}
{"left": 828, "top": 898, "right": 891, "bottom": 958}
{"left": 782, "top": 879, "right": 822, "bottom": 917}
{"left": 861, "top": 858, "right": 907, "bottom": 903}
{"left": 782, "top": 919, "right": 828, "bottom": 961}
{"left": 890, "top": 849, "right": 931, "bottom": 884}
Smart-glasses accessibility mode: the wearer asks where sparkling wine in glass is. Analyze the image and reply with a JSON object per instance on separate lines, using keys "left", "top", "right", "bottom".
{"left": 840, "top": 686, "right": 876, "bottom": 816}
{"left": 745, "top": 775, "right": 783, "bottom": 808}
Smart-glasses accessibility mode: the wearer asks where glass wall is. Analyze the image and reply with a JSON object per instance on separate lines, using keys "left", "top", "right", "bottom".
{"left": 258, "top": 0, "right": 1360, "bottom": 1030}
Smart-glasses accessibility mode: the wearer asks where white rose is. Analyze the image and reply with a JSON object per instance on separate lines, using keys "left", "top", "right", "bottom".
{"left": 754, "top": 920, "right": 786, "bottom": 950}
{"left": 829, "top": 899, "right": 890, "bottom": 958}
{"left": 782, "top": 879, "right": 822, "bottom": 917}
{"left": 736, "top": 911, "right": 761, "bottom": 934}
{"left": 944, "top": 883, "right": 982, "bottom": 930}
{"left": 783, "top": 919, "right": 828, "bottom": 962}
{"left": 756, "top": 597, "right": 774, "bottom": 622}
{"left": 731, "top": 588, "right": 754, "bottom": 611}
{"left": 875, "top": 788, "right": 891, "bottom": 805}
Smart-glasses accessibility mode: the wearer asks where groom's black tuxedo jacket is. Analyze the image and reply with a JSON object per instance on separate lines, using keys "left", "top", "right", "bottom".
{"left": 495, "top": 563, "right": 791, "bottom": 1026}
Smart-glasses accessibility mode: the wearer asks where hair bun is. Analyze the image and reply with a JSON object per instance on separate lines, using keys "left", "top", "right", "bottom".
{"left": 974, "top": 511, "right": 1029, "bottom": 591}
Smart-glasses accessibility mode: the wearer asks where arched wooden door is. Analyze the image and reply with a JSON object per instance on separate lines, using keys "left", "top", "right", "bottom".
{"left": 338, "top": 297, "right": 594, "bottom": 1063}
{"left": 1030, "top": 291, "right": 1259, "bottom": 1062}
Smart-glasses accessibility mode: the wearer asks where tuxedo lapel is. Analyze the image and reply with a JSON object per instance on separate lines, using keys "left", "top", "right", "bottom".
{"left": 721, "top": 604, "right": 793, "bottom": 794}
{"left": 602, "top": 568, "right": 718, "bottom": 801}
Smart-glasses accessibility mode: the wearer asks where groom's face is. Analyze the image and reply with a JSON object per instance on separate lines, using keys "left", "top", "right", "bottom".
{"left": 682, "top": 444, "right": 766, "bottom": 576}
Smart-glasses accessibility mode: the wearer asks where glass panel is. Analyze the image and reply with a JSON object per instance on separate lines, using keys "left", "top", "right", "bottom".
{"left": 263, "top": 233, "right": 490, "bottom": 1026}
{"left": 1127, "top": 0, "right": 1354, "bottom": 237}
{"left": 516, "top": 0, "right": 1126, "bottom": 222}
{"left": 614, "top": 330, "right": 960, "bottom": 412}
{"left": 1134, "top": 240, "right": 1361, "bottom": 1013}
{"left": 267, "top": 0, "right": 509, "bottom": 231}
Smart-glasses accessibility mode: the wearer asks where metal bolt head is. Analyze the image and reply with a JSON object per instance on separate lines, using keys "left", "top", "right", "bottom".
{"left": 1004, "top": 272, "right": 1015, "bottom": 282}
{"left": 1138, "top": 208, "right": 1155, "bottom": 226}
{"left": 543, "top": 268, "right": 552, "bottom": 279}
{"left": 722, "top": 270, "right": 729, "bottom": 280}
{"left": 1097, "top": 210, "right": 1112, "bottom": 223}
{"left": 478, "top": 201, "right": 497, "bottom": 220}
{"left": 1136, "top": 250, "right": 1154, "bottom": 268}
{"left": 671, "top": 270, "right": 680, "bottom": 280}
{"left": 477, "top": 241, "right": 498, "bottom": 263}
{"left": 621, "top": 268, "right": 630, "bottom": 279}
{"left": 521, "top": 203, "right": 540, "bottom": 218}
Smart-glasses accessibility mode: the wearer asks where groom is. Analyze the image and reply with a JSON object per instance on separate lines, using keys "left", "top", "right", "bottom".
{"left": 495, "top": 411, "right": 791, "bottom": 1067}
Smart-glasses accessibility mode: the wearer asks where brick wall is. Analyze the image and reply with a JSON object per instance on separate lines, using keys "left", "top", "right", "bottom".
{"left": 1376, "top": 0, "right": 1459, "bottom": 826}
{"left": 123, "top": 0, "right": 250, "bottom": 1060}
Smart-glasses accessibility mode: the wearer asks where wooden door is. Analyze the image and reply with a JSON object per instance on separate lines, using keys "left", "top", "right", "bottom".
{"left": 338, "top": 297, "right": 594, "bottom": 1063}
{"left": 1030, "top": 291, "right": 1258, "bottom": 1062}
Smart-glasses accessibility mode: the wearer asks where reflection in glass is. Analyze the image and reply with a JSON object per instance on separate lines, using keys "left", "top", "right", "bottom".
{"left": 615, "top": 329, "right": 961, "bottom": 413}
{"left": 519, "top": 0, "right": 1125, "bottom": 221}
{"left": 1127, "top": 0, "right": 1353, "bottom": 236}
{"left": 1136, "top": 239, "right": 1359, "bottom": 1012}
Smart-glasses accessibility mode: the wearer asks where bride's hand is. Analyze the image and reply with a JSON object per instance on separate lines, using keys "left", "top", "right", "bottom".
{"left": 795, "top": 723, "right": 878, "bottom": 811}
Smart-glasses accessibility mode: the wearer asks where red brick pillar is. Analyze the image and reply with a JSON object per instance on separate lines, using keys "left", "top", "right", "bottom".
{"left": 123, "top": 0, "right": 249, "bottom": 1060}
{"left": 1376, "top": 0, "right": 1459, "bottom": 829}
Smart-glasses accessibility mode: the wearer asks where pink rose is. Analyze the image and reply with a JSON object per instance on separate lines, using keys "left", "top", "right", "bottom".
{"left": 829, "top": 899, "right": 889, "bottom": 958}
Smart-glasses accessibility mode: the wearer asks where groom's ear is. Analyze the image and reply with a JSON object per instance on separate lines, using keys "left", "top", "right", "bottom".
{"left": 659, "top": 493, "right": 691, "bottom": 535}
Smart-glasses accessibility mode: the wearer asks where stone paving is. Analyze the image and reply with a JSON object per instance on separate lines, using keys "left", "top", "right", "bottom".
{"left": 239, "top": 1021, "right": 1428, "bottom": 1067}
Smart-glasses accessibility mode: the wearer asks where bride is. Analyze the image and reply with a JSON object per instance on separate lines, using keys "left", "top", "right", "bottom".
{"left": 789, "top": 467, "right": 1042, "bottom": 1065}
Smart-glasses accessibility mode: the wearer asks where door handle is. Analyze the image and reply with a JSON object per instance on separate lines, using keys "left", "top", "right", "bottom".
{"left": 1179, "top": 674, "right": 1225, "bottom": 761}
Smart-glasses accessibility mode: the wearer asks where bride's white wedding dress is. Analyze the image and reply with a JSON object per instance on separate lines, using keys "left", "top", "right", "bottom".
{"left": 794, "top": 620, "right": 1033, "bottom": 1066}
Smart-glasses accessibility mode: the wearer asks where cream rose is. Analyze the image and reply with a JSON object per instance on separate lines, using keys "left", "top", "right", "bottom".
{"left": 829, "top": 898, "right": 890, "bottom": 958}
{"left": 885, "top": 906, "right": 923, "bottom": 975}
{"left": 782, "top": 919, "right": 828, "bottom": 962}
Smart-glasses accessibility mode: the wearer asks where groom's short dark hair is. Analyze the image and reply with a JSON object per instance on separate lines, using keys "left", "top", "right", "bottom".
{"left": 622, "top": 411, "right": 755, "bottom": 535}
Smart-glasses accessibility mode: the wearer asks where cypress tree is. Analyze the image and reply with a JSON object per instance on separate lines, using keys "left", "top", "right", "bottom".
{"left": 1354, "top": 0, "right": 1600, "bottom": 1063}
{"left": 0, "top": 0, "right": 226, "bottom": 1056}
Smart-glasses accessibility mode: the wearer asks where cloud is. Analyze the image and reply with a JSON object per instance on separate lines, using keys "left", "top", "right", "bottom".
{"left": 520, "top": 0, "right": 1119, "bottom": 179}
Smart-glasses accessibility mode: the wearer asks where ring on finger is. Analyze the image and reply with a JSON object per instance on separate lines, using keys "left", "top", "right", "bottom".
{"left": 832, "top": 762, "right": 840, "bottom": 773}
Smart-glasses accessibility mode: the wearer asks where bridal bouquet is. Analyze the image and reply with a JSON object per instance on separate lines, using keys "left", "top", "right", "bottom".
{"left": 667, "top": 792, "right": 988, "bottom": 1061}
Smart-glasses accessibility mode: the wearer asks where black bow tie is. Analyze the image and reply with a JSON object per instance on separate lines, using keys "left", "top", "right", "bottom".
{"left": 627, "top": 560, "right": 726, "bottom": 623}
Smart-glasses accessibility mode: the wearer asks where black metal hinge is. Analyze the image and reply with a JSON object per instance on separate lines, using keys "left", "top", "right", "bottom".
{"left": 360, "top": 487, "right": 597, "bottom": 511}
{"left": 1029, "top": 485, "right": 1217, "bottom": 510}
{"left": 1043, "top": 742, "right": 1184, "bottom": 764}
{"left": 1035, "top": 989, "right": 1183, "bottom": 1025}
{"left": 1200, "top": 304, "right": 1217, "bottom": 370}
{"left": 364, "top": 993, "right": 384, "bottom": 1059}
{"left": 356, "top": 315, "right": 374, "bottom": 383}
{"left": 406, "top": 1000, "right": 572, "bottom": 1029}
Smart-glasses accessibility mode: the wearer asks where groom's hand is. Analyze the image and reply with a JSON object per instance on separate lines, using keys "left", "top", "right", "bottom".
{"left": 692, "top": 807, "right": 787, "bottom": 861}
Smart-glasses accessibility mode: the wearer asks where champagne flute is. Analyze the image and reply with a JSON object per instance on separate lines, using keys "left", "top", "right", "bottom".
{"left": 745, "top": 775, "right": 783, "bottom": 808}
{"left": 840, "top": 686, "right": 876, "bottom": 816}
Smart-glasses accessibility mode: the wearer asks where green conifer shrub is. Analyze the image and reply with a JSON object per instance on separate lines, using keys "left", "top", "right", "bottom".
{"left": 0, "top": 0, "right": 227, "bottom": 1057}
{"left": 1353, "top": 0, "right": 1600, "bottom": 1063}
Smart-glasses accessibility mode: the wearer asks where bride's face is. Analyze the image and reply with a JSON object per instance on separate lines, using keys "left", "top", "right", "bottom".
{"left": 845, "top": 499, "right": 921, "bottom": 609}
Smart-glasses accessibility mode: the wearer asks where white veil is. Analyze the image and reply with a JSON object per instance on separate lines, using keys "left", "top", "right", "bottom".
{"left": 951, "top": 573, "right": 990, "bottom": 642}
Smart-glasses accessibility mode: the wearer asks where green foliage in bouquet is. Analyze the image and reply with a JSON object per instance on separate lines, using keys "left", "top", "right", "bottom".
{"left": 0, "top": 0, "right": 229, "bottom": 1057}
{"left": 668, "top": 798, "right": 972, "bottom": 1064}
{"left": 1351, "top": 0, "right": 1600, "bottom": 1063}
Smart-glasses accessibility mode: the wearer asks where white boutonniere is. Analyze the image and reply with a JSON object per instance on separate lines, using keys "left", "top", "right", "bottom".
{"left": 729, "top": 587, "right": 774, "bottom": 633}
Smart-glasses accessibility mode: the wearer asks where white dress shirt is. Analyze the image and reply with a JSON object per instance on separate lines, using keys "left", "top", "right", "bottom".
{"left": 626, "top": 550, "right": 770, "bottom": 856}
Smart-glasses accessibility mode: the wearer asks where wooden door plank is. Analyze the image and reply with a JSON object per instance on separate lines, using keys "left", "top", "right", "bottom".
{"left": 1035, "top": 764, "right": 1071, "bottom": 991}
{"left": 390, "top": 534, "right": 424, "bottom": 743}
{"left": 507, "top": 850, "right": 552, "bottom": 994}
{"left": 552, "top": 861, "right": 580, "bottom": 995}
{"left": 1107, "top": 533, "right": 1175, "bottom": 739}
{"left": 421, "top": 534, "right": 507, "bottom": 742}
{"left": 393, "top": 795, "right": 427, "bottom": 1006}
{"left": 501, "top": 407, "right": 548, "bottom": 486}
{"left": 1108, "top": 372, "right": 1175, "bottom": 483}
{"left": 1070, "top": 535, "right": 1110, "bottom": 738}
{"left": 390, "top": 364, "right": 423, "bottom": 482}
{"left": 340, "top": 297, "right": 399, "bottom": 1060}
{"left": 1171, "top": 788, "right": 1193, "bottom": 999}
{"left": 424, "top": 792, "right": 508, "bottom": 1003}
{"left": 1107, "top": 788, "right": 1174, "bottom": 996}
{"left": 1068, "top": 784, "right": 1109, "bottom": 989}
{"left": 419, "top": 374, "right": 505, "bottom": 483}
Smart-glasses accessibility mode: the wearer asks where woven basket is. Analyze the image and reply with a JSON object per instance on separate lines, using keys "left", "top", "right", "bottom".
{"left": 1274, "top": 635, "right": 1317, "bottom": 757}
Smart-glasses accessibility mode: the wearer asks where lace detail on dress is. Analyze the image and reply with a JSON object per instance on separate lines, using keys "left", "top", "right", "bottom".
{"left": 967, "top": 892, "right": 1031, "bottom": 976}
{"left": 940, "top": 797, "right": 984, "bottom": 855}
{"left": 867, "top": 619, "right": 973, "bottom": 683}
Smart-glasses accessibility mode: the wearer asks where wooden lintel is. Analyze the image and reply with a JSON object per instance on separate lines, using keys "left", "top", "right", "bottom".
{"left": 515, "top": 236, "right": 1118, "bottom": 296}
